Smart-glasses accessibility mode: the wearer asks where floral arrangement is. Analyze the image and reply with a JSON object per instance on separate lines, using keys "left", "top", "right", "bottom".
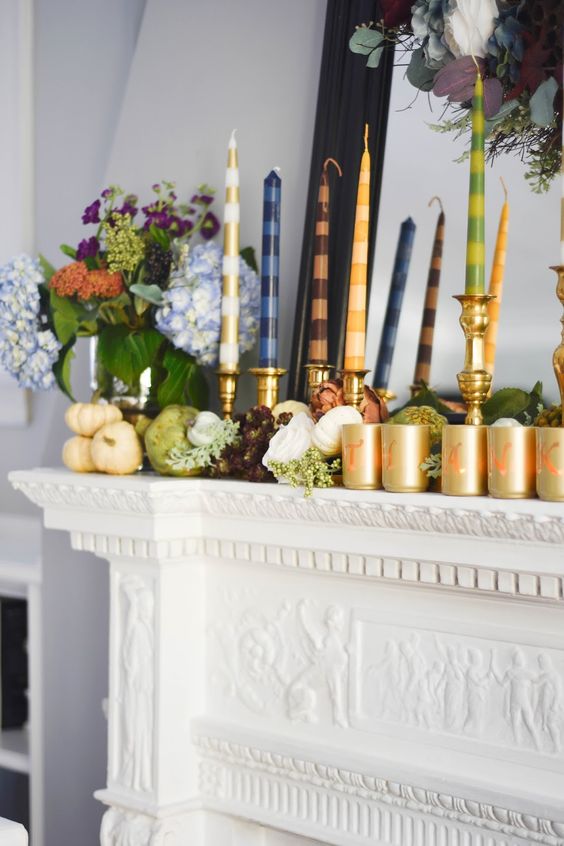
{"left": 350, "top": 0, "right": 562, "bottom": 191}
{"left": 0, "top": 182, "right": 259, "bottom": 408}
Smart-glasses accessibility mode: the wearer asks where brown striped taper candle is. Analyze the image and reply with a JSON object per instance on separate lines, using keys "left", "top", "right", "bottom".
{"left": 413, "top": 197, "right": 445, "bottom": 388}
{"left": 344, "top": 124, "right": 370, "bottom": 371}
{"left": 309, "top": 157, "right": 342, "bottom": 364}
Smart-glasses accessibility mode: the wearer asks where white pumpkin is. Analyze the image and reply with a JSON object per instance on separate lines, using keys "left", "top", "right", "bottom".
{"left": 91, "top": 421, "right": 143, "bottom": 475}
{"left": 62, "top": 436, "right": 96, "bottom": 473}
{"left": 187, "top": 411, "right": 222, "bottom": 447}
{"left": 312, "top": 405, "right": 363, "bottom": 457}
{"left": 271, "top": 400, "right": 312, "bottom": 422}
{"left": 491, "top": 418, "right": 522, "bottom": 427}
{"left": 65, "top": 402, "right": 123, "bottom": 437}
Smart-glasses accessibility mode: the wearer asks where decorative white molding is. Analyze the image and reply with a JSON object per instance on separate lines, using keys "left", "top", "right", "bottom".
{"left": 200, "top": 489, "right": 564, "bottom": 546}
{"left": 71, "top": 531, "right": 200, "bottom": 561}
{"left": 204, "top": 537, "right": 563, "bottom": 602}
{"left": 100, "top": 806, "right": 178, "bottom": 846}
{"left": 10, "top": 475, "right": 564, "bottom": 547}
{"left": 195, "top": 733, "right": 564, "bottom": 846}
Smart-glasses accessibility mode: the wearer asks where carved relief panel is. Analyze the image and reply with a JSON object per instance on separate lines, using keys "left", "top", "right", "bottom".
{"left": 350, "top": 612, "right": 564, "bottom": 762}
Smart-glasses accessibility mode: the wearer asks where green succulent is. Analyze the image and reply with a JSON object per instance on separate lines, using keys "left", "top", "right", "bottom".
{"left": 389, "top": 405, "right": 448, "bottom": 445}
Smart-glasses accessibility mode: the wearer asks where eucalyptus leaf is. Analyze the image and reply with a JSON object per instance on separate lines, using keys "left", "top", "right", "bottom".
{"left": 129, "top": 283, "right": 165, "bottom": 305}
{"left": 349, "top": 27, "right": 384, "bottom": 54}
{"left": 529, "top": 77, "right": 558, "bottom": 127}
{"left": 406, "top": 48, "right": 436, "bottom": 92}
{"left": 485, "top": 99, "right": 519, "bottom": 137}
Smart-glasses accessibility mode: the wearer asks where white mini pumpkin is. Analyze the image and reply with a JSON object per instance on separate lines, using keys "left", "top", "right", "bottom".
{"left": 91, "top": 421, "right": 143, "bottom": 475}
{"left": 271, "top": 400, "right": 312, "bottom": 421}
{"left": 187, "top": 411, "right": 222, "bottom": 447}
{"left": 65, "top": 402, "right": 123, "bottom": 437}
{"left": 62, "top": 436, "right": 96, "bottom": 473}
{"left": 311, "top": 405, "right": 362, "bottom": 457}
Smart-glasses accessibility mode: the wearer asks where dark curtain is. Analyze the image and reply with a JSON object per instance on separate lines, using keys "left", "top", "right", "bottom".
{"left": 287, "top": 0, "right": 394, "bottom": 401}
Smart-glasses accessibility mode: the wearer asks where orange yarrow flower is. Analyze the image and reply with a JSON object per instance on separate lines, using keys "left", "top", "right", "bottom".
{"left": 50, "top": 261, "right": 124, "bottom": 300}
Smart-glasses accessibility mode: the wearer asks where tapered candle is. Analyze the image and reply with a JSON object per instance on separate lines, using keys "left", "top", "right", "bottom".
{"left": 259, "top": 168, "right": 281, "bottom": 368}
{"left": 344, "top": 125, "right": 370, "bottom": 370}
{"left": 413, "top": 197, "right": 445, "bottom": 387}
{"left": 561, "top": 119, "right": 564, "bottom": 265}
{"left": 309, "top": 157, "right": 342, "bottom": 364}
{"left": 484, "top": 178, "right": 509, "bottom": 377}
{"left": 219, "top": 130, "right": 240, "bottom": 369}
{"left": 465, "top": 72, "right": 485, "bottom": 295}
{"left": 373, "top": 217, "right": 416, "bottom": 390}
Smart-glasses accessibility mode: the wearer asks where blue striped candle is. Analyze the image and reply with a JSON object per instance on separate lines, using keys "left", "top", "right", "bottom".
{"left": 259, "top": 168, "right": 281, "bottom": 368}
{"left": 373, "top": 217, "right": 416, "bottom": 390}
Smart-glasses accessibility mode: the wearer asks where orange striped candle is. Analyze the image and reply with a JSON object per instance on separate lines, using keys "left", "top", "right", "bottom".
{"left": 344, "top": 124, "right": 370, "bottom": 370}
{"left": 484, "top": 178, "right": 509, "bottom": 378}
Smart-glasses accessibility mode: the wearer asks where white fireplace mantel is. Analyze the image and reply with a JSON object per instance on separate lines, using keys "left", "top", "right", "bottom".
{"left": 10, "top": 468, "right": 564, "bottom": 846}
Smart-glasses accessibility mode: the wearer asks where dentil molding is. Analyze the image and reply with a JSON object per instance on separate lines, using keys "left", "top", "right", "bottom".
{"left": 195, "top": 733, "right": 564, "bottom": 846}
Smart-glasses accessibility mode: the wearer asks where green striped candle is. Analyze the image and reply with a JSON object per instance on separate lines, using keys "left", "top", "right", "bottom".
{"left": 465, "top": 73, "right": 485, "bottom": 295}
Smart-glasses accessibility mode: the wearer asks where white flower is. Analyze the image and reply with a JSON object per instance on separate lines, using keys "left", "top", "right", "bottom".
{"left": 443, "top": 0, "right": 498, "bottom": 59}
{"left": 262, "top": 413, "right": 314, "bottom": 469}
{"left": 187, "top": 411, "right": 223, "bottom": 447}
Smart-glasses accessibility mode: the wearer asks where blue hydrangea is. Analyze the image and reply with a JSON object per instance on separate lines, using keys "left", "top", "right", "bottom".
{"left": 155, "top": 242, "right": 260, "bottom": 367}
{"left": 0, "top": 255, "right": 61, "bottom": 390}
{"left": 411, "top": 0, "right": 455, "bottom": 69}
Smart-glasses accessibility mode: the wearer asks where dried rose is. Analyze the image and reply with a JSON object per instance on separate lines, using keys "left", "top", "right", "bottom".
{"left": 310, "top": 379, "right": 345, "bottom": 421}
{"left": 360, "top": 386, "right": 390, "bottom": 424}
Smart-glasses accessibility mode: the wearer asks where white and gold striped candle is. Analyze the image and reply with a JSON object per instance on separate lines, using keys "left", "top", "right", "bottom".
{"left": 219, "top": 129, "right": 240, "bottom": 369}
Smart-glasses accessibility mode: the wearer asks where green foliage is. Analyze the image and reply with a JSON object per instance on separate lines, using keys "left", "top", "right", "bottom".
{"left": 97, "top": 325, "right": 164, "bottom": 387}
{"left": 156, "top": 346, "right": 208, "bottom": 410}
{"left": 129, "top": 283, "right": 165, "bottom": 305}
{"left": 482, "top": 382, "right": 544, "bottom": 425}
{"left": 240, "top": 246, "right": 258, "bottom": 273}
{"left": 38, "top": 254, "right": 56, "bottom": 285}
{"left": 167, "top": 419, "right": 240, "bottom": 472}
{"left": 420, "top": 453, "right": 442, "bottom": 479}
{"left": 269, "top": 448, "right": 341, "bottom": 498}
{"left": 59, "top": 244, "right": 77, "bottom": 260}
{"left": 349, "top": 27, "right": 384, "bottom": 68}
{"left": 394, "top": 384, "right": 453, "bottom": 416}
{"left": 52, "top": 342, "right": 75, "bottom": 400}
{"left": 406, "top": 48, "right": 436, "bottom": 92}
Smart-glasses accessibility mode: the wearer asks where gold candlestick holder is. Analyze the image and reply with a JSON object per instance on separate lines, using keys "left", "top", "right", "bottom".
{"left": 550, "top": 266, "right": 564, "bottom": 412}
{"left": 454, "top": 294, "right": 494, "bottom": 425}
{"left": 304, "top": 363, "right": 333, "bottom": 399}
{"left": 341, "top": 369, "right": 368, "bottom": 410}
{"left": 248, "top": 366, "right": 287, "bottom": 410}
{"left": 215, "top": 366, "right": 240, "bottom": 419}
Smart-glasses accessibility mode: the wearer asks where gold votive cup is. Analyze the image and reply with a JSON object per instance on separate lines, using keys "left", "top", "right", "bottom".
{"left": 536, "top": 427, "right": 564, "bottom": 501}
{"left": 487, "top": 426, "right": 536, "bottom": 499}
{"left": 342, "top": 423, "right": 382, "bottom": 490}
{"left": 441, "top": 425, "right": 487, "bottom": 496}
{"left": 381, "top": 424, "right": 431, "bottom": 493}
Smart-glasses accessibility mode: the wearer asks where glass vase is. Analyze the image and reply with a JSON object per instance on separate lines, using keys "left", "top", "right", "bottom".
{"left": 89, "top": 337, "right": 154, "bottom": 418}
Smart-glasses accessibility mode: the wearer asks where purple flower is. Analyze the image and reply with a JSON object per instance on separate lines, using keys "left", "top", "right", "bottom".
{"left": 200, "top": 211, "right": 220, "bottom": 240}
{"left": 151, "top": 183, "right": 160, "bottom": 192}
{"left": 117, "top": 200, "right": 138, "bottom": 218}
{"left": 82, "top": 199, "right": 101, "bottom": 225}
{"left": 76, "top": 236, "right": 100, "bottom": 260}
{"left": 191, "top": 193, "right": 214, "bottom": 205}
{"left": 101, "top": 188, "right": 112, "bottom": 199}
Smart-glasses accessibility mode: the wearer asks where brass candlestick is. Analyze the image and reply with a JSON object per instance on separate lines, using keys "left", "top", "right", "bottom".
{"left": 550, "top": 266, "right": 564, "bottom": 412}
{"left": 216, "top": 366, "right": 240, "bottom": 419}
{"left": 248, "top": 366, "right": 287, "bottom": 410}
{"left": 454, "top": 294, "right": 494, "bottom": 425}
{"left": 304, "top": 363, "right": 333, "bottom": 399}
{"left": 341, "top": 369, "right": 368, "bottom": 410}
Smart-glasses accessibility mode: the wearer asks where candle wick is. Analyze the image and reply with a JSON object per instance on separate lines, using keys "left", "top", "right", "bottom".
{"left": 428, "top": 195, "right": 443, "bottom": 213}
{"left": 323, "top": 157, "right": 343, "bottom": 177}
{"left": 363, "top": 123, "right": 369, "bottom": 152}
{"left": 500, "top": 176, "right": 508, "bottom": 202}
{"left": 229, "top": 128, "right": 237, "bottom": 146}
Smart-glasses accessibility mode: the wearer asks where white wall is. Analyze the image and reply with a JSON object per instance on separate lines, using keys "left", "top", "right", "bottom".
{"left": 366, "top": 65, "right": 560, "bottom": 407}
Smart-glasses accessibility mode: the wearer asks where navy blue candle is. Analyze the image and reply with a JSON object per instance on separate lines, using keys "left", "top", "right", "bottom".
{"left": 373, "top": 217, "right": 416, "bottom": 389}
{"left": 259, "top": 168, "right": 281, "bottom": 368}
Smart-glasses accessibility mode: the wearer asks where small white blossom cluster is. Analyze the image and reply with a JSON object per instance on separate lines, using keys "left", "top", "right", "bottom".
{"left": 155, "top": 242, "right": 259, "bottom": 367}
{"left": 0, "top": 255, "right": 61, "bottom": 390}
